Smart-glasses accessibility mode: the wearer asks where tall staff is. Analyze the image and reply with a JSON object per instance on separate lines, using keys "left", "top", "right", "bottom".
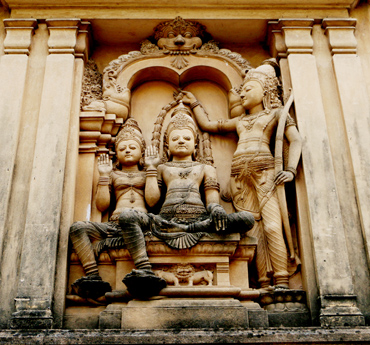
{"left": 274, "top": 91, "right": 295, "bottom": 261}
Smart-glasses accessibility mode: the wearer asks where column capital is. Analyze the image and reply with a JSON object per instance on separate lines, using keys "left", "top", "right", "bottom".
{"left": 75, "top": 21, "right": 92, "bottom": 61}
{"left": 3, "top": 19, "right": 38, "bottom": 55}
{"left": 322, "top": 18, "right": 357, "bottom": 55}
{"left": 267, "top": 21, "right": 287, "bottom": 59}
{"left": 278, "top": 18, "right": 314, "bottom": 55}
{"left": 46, "top": 18, "right": 81, "bottom": 54}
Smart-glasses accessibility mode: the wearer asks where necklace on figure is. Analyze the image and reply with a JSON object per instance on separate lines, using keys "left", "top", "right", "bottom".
{"left": 241, "top": 109, "right": 270, "bottom": 131}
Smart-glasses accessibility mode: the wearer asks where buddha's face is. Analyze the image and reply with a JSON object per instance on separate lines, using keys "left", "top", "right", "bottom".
{"left": 240, "top": 80, "right": 264, "bottom": 111}
{"left": 116, "top": 139, "right": 142, "bottom": 166}
{"left": 168, "top": 128, "right": 195, "bottom": 159}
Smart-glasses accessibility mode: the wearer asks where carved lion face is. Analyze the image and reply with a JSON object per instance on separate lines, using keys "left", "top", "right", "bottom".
{"left": 157, "top": 32, "right": 202, "bottom": 52}
{"left": 154, "top": 17, "right": 204, "bottom": 53}
{"left": 175, "top": 264, "right": 195, "bottom": 277}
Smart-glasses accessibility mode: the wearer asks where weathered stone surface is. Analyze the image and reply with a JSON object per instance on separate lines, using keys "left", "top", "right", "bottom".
{"left": 121, "top": 298, "right": 249, "bottom": 329}
{"left": 2, "top": 328, "right": 370, "bottom": 344}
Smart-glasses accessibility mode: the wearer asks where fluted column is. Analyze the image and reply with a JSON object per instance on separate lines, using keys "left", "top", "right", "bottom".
{"left": 11, "top": 19, "right": 81, "bottom": 329}
{"left": 0, "top": 19, "right": 37, "bottom": 270}
{"left": 268, "top": 20, "right": 320, "bottom": 323}
{"left": 279, "top": 18, "right": 364, "bottom": 326}
{"left": 323, "top": 18, "right": 370, "bottom": 276}
{"left": 52, "top": 21, "right": 92, "bottom": 328}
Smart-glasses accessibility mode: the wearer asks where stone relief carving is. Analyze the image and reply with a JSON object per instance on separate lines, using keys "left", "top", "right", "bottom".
{"left": 117, "top": 105, "right": 254, "bottom": 253}
{"left": 69, "top": 119, "right": 166, "bottom": 300}
{"left": 180, "top": 59, "right": 302, "bottom": 290}
{"left": 154, "top": 264, "right": 213, "bottom": 286}
{"left": 72, "top": 17, "right": 304, "bottom": 310}
{"left": 80, "top": 59, "right": 103, "bottom": 110}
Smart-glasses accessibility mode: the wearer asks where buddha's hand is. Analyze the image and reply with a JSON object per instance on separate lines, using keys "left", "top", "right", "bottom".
{"left": 144, "top": 145, "right": 161, "bottom": 169}
{"left": 207, "top": 203, "right": 228, "bottom": 231}
{"left": 177, "top": 90, "right": 197, "bottom": 105}
{"left": 274, "top": 170, "right": 294, "bottom": 185}
{"left": 97, "top": 153, "right": 113, "bottom": 176}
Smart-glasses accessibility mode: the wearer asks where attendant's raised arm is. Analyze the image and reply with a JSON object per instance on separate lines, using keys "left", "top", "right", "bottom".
{"left": 96, "top": 154, "right": 112, "bottom": 212}
{"left": 180, "top": 90, "right": 238, "bottom": 133}
{"left": 144, "top": 145, "right": 162, "bottom": 208}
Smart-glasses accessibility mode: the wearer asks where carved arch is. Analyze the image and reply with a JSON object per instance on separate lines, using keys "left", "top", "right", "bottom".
{"left": 106, "top": 53, "right": 246, "bottom": 93}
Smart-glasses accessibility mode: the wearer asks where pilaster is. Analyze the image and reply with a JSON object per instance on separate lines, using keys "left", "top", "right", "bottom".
{"left": 278, "top": 18, "right": 364, "bottom": 327}
{"left": 52, "top": 21, "right": 92, "bottom": 328}
{"left": 0, "top": 19, "right": 37, "bottom": 270}
{"left": 323, "top": 19, "right": 370, "bottom": 319}
{"left": 10, "top": 18, "right": 81, "bottom": 329}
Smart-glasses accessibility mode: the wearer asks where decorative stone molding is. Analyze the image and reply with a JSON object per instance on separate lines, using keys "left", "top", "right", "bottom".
{"left": 107, "top": 235, "right": 242, "bottom": 259}
{"left": 279, "top": 19, "right": 314, "bottom": 55}
{"left": 75, "top": 21, "right": 91, "bottom": 60}
{"left": 46, "top": 18, "right": 80, "bottom": 54}
{"left": 79, "top": 111, "right": 122, "bottom": 154}
{"left": 322, "top": 18, "right": 357, "bottom": 55}
{"left": 79, "top": 111, "right": 104, "bottom": 154}
{"left": 3, "top": 19, "right": 37, "bottom": 55}
{"left": 267, "top": 21, "right": 287, "bottom": 59}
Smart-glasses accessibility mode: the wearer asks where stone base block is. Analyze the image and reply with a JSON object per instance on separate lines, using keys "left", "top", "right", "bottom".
{"left": 10, "top": 310, "right": 53, "bottom": 329}
{"left": 121, "top": 298, "right": 248, "bottom": 329}
{"left": 64, "top": 306, "right": 106, "bottom": 329}
{"left": 319, "top": 295, "right": 365, "bottom": 327}
{"left": 240, "top": 301, "right": 268, "bottom": 328}
{"left": 99, "top": 303, "right": 127, "bottom": 329}
{"left": 320, "top": 306, "right": 365, "bottom": 327}
{"left": 268, "top": 311, "right": 311, "bottom": 327}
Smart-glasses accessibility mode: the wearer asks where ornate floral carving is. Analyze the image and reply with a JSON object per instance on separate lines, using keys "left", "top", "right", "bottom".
{"left": 140, "top": 39, "right": 160, "bottom": 55}
{"left": 216, "top": 49, "right": 252, "bottom": 71}
{"left": 200, "top": 40, "right": 220, "bottom": 53}
{"left": 80, "top": 60, "right": 103, "bottom": 110}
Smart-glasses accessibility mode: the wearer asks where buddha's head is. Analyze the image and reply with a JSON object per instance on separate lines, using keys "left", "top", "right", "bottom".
{"left": 163, "top": 106, "right": 199, "bottom": 161}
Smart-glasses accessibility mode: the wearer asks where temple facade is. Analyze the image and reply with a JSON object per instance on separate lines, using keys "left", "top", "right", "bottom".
{"left": 1, "top": 0, "right": 370, "bottom": 343}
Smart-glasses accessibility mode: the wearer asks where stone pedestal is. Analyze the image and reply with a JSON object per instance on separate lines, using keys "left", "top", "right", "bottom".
{"left": 122, "top": 298, "right": 248, "bottom": 329}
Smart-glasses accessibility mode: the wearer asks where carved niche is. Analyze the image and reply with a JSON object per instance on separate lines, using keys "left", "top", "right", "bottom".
{"left": 72, "top": 17, "right": 303, "bottom": 307}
